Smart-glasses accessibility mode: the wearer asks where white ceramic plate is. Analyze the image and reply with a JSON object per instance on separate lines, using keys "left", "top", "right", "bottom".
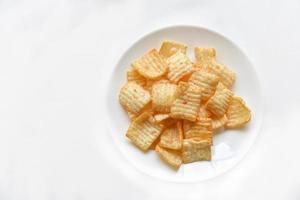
{"left": 106, "top": 25, "right": 263, "bottom": 182}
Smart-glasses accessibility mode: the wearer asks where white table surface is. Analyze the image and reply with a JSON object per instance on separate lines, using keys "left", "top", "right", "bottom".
{"left": 0, "top": 0, "right": 300, "bottom": 199}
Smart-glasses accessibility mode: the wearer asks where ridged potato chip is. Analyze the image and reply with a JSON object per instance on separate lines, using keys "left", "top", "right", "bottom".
{"left": 166, "top": 52, "right": 194, "bottom": 83}
{"left": 132, "top": 49, "right": 168, "bottom": 80}
{"left": 154, "top": 114, "right": 176, "bottom": 127}
{"left": 226, "top": 96, "right": 251, "bottom": 128}
{"left": 152, "top": 82, "right": 177, "bottom": 113}
{"left": 170, "top": 84, "right": 202, "bottom": 121}
{"left": 198, "top": 105, "right": 212, "bottom": 118}
{"left": 194, "top": 47, "right": 216, "bottom": 68}
{"left": 159, "top": 40, "right": 187, "bottom": 58}
{"left": 189, "top": 70, "right": 219, "bottom": 101}
{"left": 210, "top": 61, "right": 236, "bottom": 88}
{"left": 119, "top": 82, "right": 151, "bottom": 114}
{"left": 126, "top": 112, "right": 163, "bottom": 151}
{"left": 206, "top": 82, "right": 233, "bottom": 118}
{"left": 126, "top": 111, "right": 136, "bottom": 120}
{"left": 211, "top": 115, "right": 227, "bottom": 130}
{"left": 127, "top": 67, "right": 146, "bottom": 86}
{"left": 182, "top": 138, "right": 211, "bottom": 163}
{"left": 184, "top": 118, "right": 213, "bottom": 145}
{"left": 159, "top": 121, "right": 183, "bottom": 150}
{"left": 155, "top": 145, "right": 182, "bottom": 169}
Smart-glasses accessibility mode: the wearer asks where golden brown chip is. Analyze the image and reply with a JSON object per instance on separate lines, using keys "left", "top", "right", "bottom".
{"left": 183, "top": 118, "right": 213, "bottom": 145}
{"left": 159, "top": 40, "right": 187, "bottom": 58}
{"left": 198, "top": 105, "right": 212, "bottom": 118}
{"left": 206, "top": 82, "right": 233, "bottom": 118}
{"left": 159, "top": 121, "right": 183, "bottom": 150}
{"left": 127, "top": 67, "right": 146, "bottom": 86}
{"left": 170, "top": 84, "right": 202, "bottom": 121}
{"left": 189, "top": 70, "right": 220, "bottom": 101}
{"left": 166, "top": 52, "right": 194, "bottom": 83}
{"left": 225, "top": 96, "right": 251, "bottom": 128}
{"left": 155, "top": 145, "right": 182, "bottom": 169}
{"left": 182, "top": 138, "right": 211, "bottom": 163}
{"left": 154, "top": 114, "right": 176, "bottom": 127}
{"left": 210, "top": 61, "right": 236, "bottom": 88}
{"left": 126, "top": 112, "right": 163, "bottom": 151}
{"left": 126, "top": 111, "right": 136, "bottom": 120}
{"left": 194, "top": 47, "right": 216, "bottom": 68}
{"left": 132, "top": 49, "right": 168, "bottom": 80}
{"left": 119, "top": 82, "right": 151, "bottom": 114}
{"left": 211, "top": 115, "right": 227, "bottom": 130}
{"left": 152, "top": 82, "right": 177, "bottom": 113}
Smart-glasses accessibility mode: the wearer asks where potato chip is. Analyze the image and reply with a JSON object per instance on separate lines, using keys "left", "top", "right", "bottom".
{"left": 198, "top": 105, "right": 212, "bottom": 118}
{"left": 127, "top": 67, "right": 146, "bottom": 86}
{"left": 184, "top": 118, "right": 213, "bottom": 145}
{"left": 159, "top": 121, "right": 183, "bottom": 150}
{"left": 194, "top": 47, "right": 216, "bottom": 68}
{"left": 211, "top": 115, "right": 227, "bottom": 130}
{"left": 189, "top": 70, "right": 219, "bottom": 101}
{"left": 166, "top": 52, "right": 194, "bottom": 83}
{"left": 152, "top": 82, "right": 177, "bottom": 113}
{"left": 154, "top": 114, "right": 176, "bottom": 127}
{"left": 159, "top": 40, "right": 187, "bottom": 58}
{"left": 126, "top": 111, "right": 136, "bottom": 120}
{"left": 126, "top": 112, "right": 163, "bottom": 151}
{"left": 170, "top": 84, "right": 202, "bottom": 121}
{"left": 155, "top": 145, "right": 182, "bottom": 169}
{"left": 132, "top": 49, "right": 168, "bottom": 80}
{"left": 206, "top": 82, "right": 233, "bottom": 118}
{"left": 210, "top": 61, "right": 236, "bottom": 88}
{"left": 226, "top": 96, "right": 251, "bottom": 128}
{"left": 119, "top": 82, "right": 151, "bottom": 114}
{"left": 182, "top": 138, "right": 211, "bottom": 163}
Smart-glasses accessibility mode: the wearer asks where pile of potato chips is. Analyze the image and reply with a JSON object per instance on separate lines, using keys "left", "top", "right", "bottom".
{"left": 119, "top": 41, "right": 251, "bottom": 169}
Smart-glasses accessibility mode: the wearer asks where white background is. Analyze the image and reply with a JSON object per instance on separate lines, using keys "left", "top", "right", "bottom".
{"left": 0, "top": 0, "right": 299, "bottom": 199}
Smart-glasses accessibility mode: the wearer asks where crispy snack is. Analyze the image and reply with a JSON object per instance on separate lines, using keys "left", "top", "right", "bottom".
{"left": 159, "top": 121, "right": 183, "bottom": 150}
{"left": 155, "top": 145, "right": 182, "bottom": 169}
{"left": 184, "top": 118, "right": 213, "bottom": 145}
{"left": 154, "top": 114, "right": 176, "bottom": 127}
{"left": 132, "top": 49, "right": 168, "bottom": 80}
{"left": 152, "top": 82, "right": 177, "bottom": 113}
{"left": 170, "top": 84, "right": 202, "bottom": 121}
{"left": 198, "top": 105, "right": 212, "bottom": 118}
{"left": 194, "top": 47, "right": 216, "bottom": 68}
{"left": 211, "top": 115, "right": 227, "bottom": 130}
{"left": 210, "top": 61, "right": 236, "bottom": 88}
{"left": 127, "top": 67, "right": 146, "bottom": 86}
{"left": 119, "top": 82, "right": 151, "bottom": 114}
{"left": 226, "top": 96, "right": 251, "bottom": 128}
{"left": 189, "top": 70, "right": 219, "bottom": 101}
{"left": 166, "top": 52, "right": 194, "bottom": 83}
{"left": 182, "top": 138, "right": 211, "bottom": 163}
{"left": 126, "top": 112, "right": 163, "bottom": 151}
{"left": 159, "top": 40, "right": 187, "bottom": 58}
{"left": 126, "top": 111, "right": 136, "bottom": 120}
{"left": 206, "top": 82, "right": 233, "bottom": 118}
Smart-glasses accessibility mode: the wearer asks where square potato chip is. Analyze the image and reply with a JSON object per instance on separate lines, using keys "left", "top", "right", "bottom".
{"left": 159, "top": 121, "right": 183, "bottom": 150}
{"left": 206, "top": 82, "right": 233, "bottom": 118}
{"left": 210, "top": 61, "right": 236, "bottom": 89}
{"left": 119, "top": 82, "right": 151, "bottom": 114}
{"left": 166, "top": 52, "right": 194, "bottom": 83}
{"left": 152, "top": 82, "right": 177, "bottom": 113}
{"left": 159, "top": 40, "right": 187, "bottom": 58}
{"left": 198, "top": 105, "right": 212, "bottom": 118}
{"left": 126, "top": 112, "right": 163, "bottom": 151}
{"left": 155, "top": 145, "right": 182, "bottom": 169}
{"left": 189, "top": 70, "right": 220, "bottom": 101}
{"left": 153, "top": 113, "right": 176, "bottom": 127}
{"left": 183, "top": 118, "right": 213, "bottom": 145}
{"left": 127, "top": 67, "right": 146, "bottom": 87}
{"left": 132, "top": 49, "right": 168, "bottom": 80}
{"left": 211, "top": 115, "right": 227, "bottom": 130}
{"left": 182, "top": 138, "right": 211, "bottom": 163}
{"left": 170, "top": 83, "right": 202, "bottom": 121}
{"left": 225, "top": 96, "right": 251, "bottom": 128}
{"left": 194, "top": 47, "right": 216, "bottom": 68}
